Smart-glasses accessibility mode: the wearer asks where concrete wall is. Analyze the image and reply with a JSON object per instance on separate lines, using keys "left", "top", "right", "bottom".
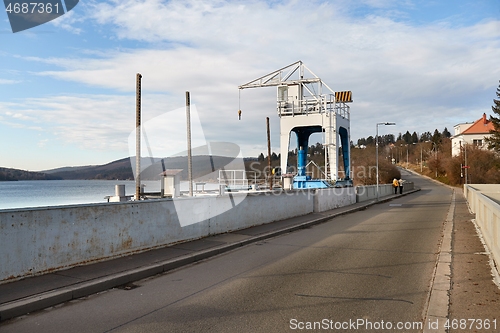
{"left": 1, "top": 187, "right": 356, "bottom": 283}
{"left": 313, "top": 187, "right": 356, "bottom": 212}
{"left": 356, "top": 182, "right": 414, "bottom": 202}
{"left": 464, "top": 184, "right": 500, "bottom": 268}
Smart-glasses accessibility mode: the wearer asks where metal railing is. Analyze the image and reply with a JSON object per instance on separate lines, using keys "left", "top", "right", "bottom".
{"left": 218, "top": 170, "right": 258, "bottom": 190}
{"left": 277, "top": 94, "right": 350, "bottom": 120}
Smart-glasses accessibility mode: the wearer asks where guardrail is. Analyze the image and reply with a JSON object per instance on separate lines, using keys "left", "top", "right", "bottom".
{"left": 356, "top": 182, "right": 414, "bottom": 202}
{"left": 463, "top": 184, "right": 500, "bottom": 270}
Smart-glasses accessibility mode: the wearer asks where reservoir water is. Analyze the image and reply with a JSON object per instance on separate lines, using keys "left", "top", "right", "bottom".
{"left": 0, "top": 180, "right": 164, "bottom": 210}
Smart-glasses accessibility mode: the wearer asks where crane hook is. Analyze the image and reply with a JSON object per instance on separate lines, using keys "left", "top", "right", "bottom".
{"left": 238, "top": 89, "right": 242, "bottom": 120}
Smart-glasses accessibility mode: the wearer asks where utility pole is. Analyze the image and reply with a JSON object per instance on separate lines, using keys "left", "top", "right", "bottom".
{"left": 266, "top": 117, "right": 273, "bottom": 190}
{"left": 135, "top": 73, "right": 142, "bottom": 201}
{"left": 435, "top": 144, "right": 438, "bottom": 178}
{"left": 420, "top": 145, "right": 423, "bottom": 173}
{"left": 406, "top": 147, "right": 409, "bottom": 169}
{"left": 464, "top": 144, "right": 468, "bottom": 184}
{"left": 186, "top": 91, "right": 193, "bottom": 196}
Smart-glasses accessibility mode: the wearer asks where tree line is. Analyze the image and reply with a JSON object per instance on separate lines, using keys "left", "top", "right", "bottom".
{"left": 356, "top": 128, "right": 451, "bottom": 147}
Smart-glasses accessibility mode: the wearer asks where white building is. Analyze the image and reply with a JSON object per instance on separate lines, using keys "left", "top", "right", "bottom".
{"left": 451, "top": 113, "right": 494, "bottom": 156}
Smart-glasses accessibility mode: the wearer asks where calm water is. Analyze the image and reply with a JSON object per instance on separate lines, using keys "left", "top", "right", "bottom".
{"left": 0, "top": 180, "right": 163, "bottom": 210}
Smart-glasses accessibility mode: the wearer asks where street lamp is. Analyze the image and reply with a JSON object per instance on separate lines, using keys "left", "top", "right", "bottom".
{"left": 376, "top": 122, "right": 396, "bottom": 201}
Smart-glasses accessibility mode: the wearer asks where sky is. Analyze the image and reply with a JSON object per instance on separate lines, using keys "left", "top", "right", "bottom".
{"left": 0, "top": 0, "right": 499, "bottom": 171}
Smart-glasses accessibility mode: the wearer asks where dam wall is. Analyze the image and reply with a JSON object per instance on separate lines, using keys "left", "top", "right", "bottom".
{"left": 1, "top": 187, "right": 357, "bottom": 283}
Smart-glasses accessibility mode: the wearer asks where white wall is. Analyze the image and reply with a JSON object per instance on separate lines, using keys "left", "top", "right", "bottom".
{"left": 452, "top": 133, "right": 491, "bottom": 157}
{"left": 313, "top": 187, "right": 356, "bottom": 212}
{"left": 464, "top": 184, "right": 500, "bottom": 272}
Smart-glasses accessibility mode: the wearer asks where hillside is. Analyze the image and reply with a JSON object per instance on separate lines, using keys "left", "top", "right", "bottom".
{"left": 0, "top": 167, "right": 62, "bottom": 181}
{"left": 45, "top": 156, "right": 244, "bottom": 181}
{"left": 48, "top": 158, "right": 135, "bottom": 180}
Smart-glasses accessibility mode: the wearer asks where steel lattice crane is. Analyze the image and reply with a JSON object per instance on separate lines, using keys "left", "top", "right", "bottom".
{"left": 238, "top": 61, "right": 353, "bottom": 188}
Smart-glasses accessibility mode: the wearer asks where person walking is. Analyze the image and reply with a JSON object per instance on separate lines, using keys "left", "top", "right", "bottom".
{"left": 392, "top": 178, "right": 399, "bottom": 194}
{"left": 399, "top": 178, "right": 404, "bottom": 194}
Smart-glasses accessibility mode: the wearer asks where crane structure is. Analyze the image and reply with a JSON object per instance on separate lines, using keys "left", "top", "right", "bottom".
{"left": 238, "top": 61, "right": 352, "bottom": 188}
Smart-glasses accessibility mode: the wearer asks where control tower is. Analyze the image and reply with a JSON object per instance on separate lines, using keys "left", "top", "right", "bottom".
{"left": 238, "top": 61, "right": 352, "bottom": 188}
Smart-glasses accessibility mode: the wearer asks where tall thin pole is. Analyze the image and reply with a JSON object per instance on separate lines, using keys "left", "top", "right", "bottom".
{"left": 376, "top": 122, "right": 395, "bottom": 201}
{"left": 186, "top": 91, "right": 193, "bottom": 196}
{"left": 266, "top": 117, "right": 273, "bottom": 190}
{"left": 135, "top": 73, "right": 142, "bottom": 200}
{"left": 464, "top": 143, "right": 469, "bottom": 184}
{"left": 406, "top": 147, "right": 409, "bottom": 169}
{"left": 376, "top": 124, "right": 379, "bottom": 201}
{"left": 435, "top": 144, "right": 438, "bottom": 178}
{"left": 420, "top": 145, "right": 423, "bottom": 173}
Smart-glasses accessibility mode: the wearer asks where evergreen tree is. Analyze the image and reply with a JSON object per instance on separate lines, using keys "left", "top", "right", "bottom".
{"left": 485, "top": 80, "right": 500, "bottom": 152}
{"left": 258, "top": 153, "right": 265, "bottom": 162}
{"left": 442, "top": 127, "right": 451, "bottom": 138}
{"left": 385, "top": 134, "right": 395, "bottom": 144}
{"left": 357, "top": 138, "right": 367, "bottom": 146}
{"left": 411, "top": 132, "right": 419, "bottom": 143}
{"left": 432, "top": 129, "right": 442, "bottom": 146}
{"left": 403, "top": 130, "right": 412, "bottom": 144}
{"left": 420, "top": 131, "right": 432, "bottom": 142}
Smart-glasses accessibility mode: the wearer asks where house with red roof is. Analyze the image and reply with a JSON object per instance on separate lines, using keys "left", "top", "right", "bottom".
{"left": 451, "top": 113, "right": 494, "bottom": 156}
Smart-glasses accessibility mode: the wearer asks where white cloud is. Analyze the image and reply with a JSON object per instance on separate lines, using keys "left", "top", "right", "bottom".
{"left": 37, "top": 138, "right": 49, "bottom": 148}
{"left": 0, "top": 79, "right": 21, "bottom": 84}
{"left": 50, "top": 10, "right": 82, "bottom": 34}
{"left": 1, "top": 94, "right": 139, "bottom": 151}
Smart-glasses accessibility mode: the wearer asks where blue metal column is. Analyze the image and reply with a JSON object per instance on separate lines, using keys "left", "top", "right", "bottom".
{"left": 339, "top": 127, "right": 350, "bottom": 180}
{"left": 295, "top": 128, "right": 311, "bottom": 179}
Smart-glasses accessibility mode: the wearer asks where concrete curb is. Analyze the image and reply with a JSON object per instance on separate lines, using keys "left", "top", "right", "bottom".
{"left": 423, "top": 190, "right": 455, "bottom": 333}
{"left": 0, "top": 188, "right": 420, "bottom": 322}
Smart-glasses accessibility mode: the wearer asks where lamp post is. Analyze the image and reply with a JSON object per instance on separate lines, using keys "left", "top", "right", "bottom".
{"left": 376, "top": 122, "right": 396, "bottom": 201}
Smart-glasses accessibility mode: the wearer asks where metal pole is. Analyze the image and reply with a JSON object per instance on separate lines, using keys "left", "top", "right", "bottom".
{"left": 135, "top": 73, "right": 142, "bottom": 200}
{"left": 435, "top": 144, "right": 438, "bottom": 178}
{"left": 464, "top": 144, "right": 468, "bottom": 184}
{"left": 186, "top": 91, "right": 193, "bottom": 196}
{"left": 376, "top": 124, "right": 379, "bottom": 201}
{"left": 420, "top": 145, "right": 423, "bottom": 173}
{"left": 406, "top": 147, "right": 409, "bottom": 169}
{"left": 376, "top": 122, "right": 395, "bottom": 201}
{"left": 266, "top": 117, "right": 273, "bottom": 190}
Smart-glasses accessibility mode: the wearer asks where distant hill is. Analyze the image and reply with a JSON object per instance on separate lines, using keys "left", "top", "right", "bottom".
{"left": 0, "top": 167, "right": 62, "bottom": 181}
{"left": 47, "top": 158, "right": 135, "bottom": 180}
{"left": 44, "top": 156, "right": 247, "bottom": 181}
{"left": 42, "top": 165, "right": 96, "bottom": 174}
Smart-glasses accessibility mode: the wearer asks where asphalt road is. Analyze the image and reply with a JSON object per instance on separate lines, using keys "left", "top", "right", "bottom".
{"left": 1, "top": 171, "right": 453, "bottom": 333}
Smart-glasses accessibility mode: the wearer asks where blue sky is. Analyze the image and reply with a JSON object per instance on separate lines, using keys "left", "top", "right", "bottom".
{"left": 1, "top": 0, "right": 499, "bottom": 171}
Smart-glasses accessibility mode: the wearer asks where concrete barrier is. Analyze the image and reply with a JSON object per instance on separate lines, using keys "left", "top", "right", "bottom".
{"left": 463, "top": 184, "right": 500, "bottom": 269}
{"left": 313, "top": 187, "right": 356, "bottom": 212}
{"left": 356, "top": 182, "right": 414, "bottom": 202}
{"left": 1, "top": 186, "right": 360, "bottom": 283}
